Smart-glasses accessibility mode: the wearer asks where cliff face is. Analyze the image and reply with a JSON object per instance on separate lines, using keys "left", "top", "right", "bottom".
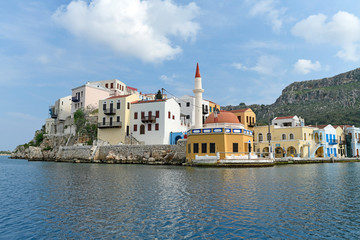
{"left": 223, "top": 67, "right": 360, "bottom": 125}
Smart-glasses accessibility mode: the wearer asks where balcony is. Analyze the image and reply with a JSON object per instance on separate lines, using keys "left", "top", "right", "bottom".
{"left": 248, "top": 122, "right": 256, "bottom": 127}
{"left": 103, "top": 108, "right": 116, "bottom": 115}
{"left": 141, "top": 115, "right": 156, "bottom": 123}
{"left": 72, "top": 96, "right": 80, "bottom": 102}
{"left": 202, "top": 108, "right": 209, "bottom": 114}
{"left": 51, "top": 113, "right": 58, "bottom": 119}
{"left": 98, "top": 121, "right": 122, "bottom": 128}
{"left": 328, "top": 139, "right": 338, "bottom": 145}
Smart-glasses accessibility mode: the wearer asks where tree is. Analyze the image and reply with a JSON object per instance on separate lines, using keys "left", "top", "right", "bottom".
{"left": 155, "top": 90, "right": 163, "bottom": 100}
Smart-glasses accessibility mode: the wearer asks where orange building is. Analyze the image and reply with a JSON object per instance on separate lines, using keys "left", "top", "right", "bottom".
{"left": 230, "top": 108, "right": 256, "bottom": 131}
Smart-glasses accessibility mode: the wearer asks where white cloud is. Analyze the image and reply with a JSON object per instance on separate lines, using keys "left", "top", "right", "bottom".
{"left": 52, "top": 0, "right": 200, "bottom": 63}
{"left": 232, "top": 55, "right": 282, "bottom": 76}
{"left": 293, "top": 59, "right": 322, "bottom": 74}
{"left": 292, "top": 11, "right": 360, "bottom": 61}
{"left": 248, "top": 0, "right": 286, "bottom": 32}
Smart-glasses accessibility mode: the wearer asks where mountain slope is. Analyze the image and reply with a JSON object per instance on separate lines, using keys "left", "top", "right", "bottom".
{"left": 223, "top": 68, "right": 360, "bottom": 126}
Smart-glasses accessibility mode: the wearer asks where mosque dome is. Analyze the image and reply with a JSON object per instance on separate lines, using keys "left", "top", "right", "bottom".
{"left": 205, "top": 110, "right": 240, "bottom": 124}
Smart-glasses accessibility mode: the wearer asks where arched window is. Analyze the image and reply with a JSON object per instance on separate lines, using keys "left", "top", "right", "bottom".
{"left": 290, "top": 133, "right": 294, "bottom": 140}
{"left": 258, "top": 133, "right": 263, "bottom": 142}
{"left": 282, "top": 134, "right": 286, "bottom": 140}
{"left": 140, "top": 125, "right": 145, "bottom": 135}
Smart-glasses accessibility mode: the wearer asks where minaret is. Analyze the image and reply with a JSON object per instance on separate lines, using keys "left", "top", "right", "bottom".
{"left": 193, "top": 63, "right": 204, "bottom": 128}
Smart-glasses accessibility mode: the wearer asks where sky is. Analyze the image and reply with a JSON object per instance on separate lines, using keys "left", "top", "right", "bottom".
{"left": 1, "top": 0, "right": 360, "bottom": 150}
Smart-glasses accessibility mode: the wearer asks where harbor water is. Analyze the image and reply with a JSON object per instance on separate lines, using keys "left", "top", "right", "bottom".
{"left": 1, "top": 156, "right": 360, "bottom": 239}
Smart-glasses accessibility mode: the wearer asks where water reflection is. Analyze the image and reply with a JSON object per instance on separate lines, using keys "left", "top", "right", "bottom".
{"left": 1, "top": 157, "right": 360, "bottom": 239}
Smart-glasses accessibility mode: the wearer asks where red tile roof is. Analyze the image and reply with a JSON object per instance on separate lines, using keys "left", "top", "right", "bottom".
{"left": 106, "top": 94, "right": 132, "bottom": 100}
{"left": 230, "top": 108, "right": 250, "bottom": 113}
{"left": 131, "top": 99, "right": 167, "bottom": 104}
{"left": 127, "top": 86, "right": 138, "bottom": 91}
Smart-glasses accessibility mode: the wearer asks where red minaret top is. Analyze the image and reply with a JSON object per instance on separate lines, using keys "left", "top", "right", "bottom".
{"left": 195, "top": 63, "right": 201, "bottom": 78}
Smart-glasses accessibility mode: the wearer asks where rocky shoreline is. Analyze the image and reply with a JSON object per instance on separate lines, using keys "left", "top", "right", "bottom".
{"left": 11, "top": 140, "right": 187, "bottom": 165}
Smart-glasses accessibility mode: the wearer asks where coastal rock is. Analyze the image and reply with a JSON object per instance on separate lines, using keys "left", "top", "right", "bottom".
{"left": 28, "top": 146, "right": 43, "bottom": 161}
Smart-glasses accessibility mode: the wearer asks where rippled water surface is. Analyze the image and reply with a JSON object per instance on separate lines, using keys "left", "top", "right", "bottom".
{"left": 1, "top": 156, "right": 360, "bottom": 239}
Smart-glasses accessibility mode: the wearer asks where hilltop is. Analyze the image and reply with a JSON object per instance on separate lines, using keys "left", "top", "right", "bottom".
{"left": 222, "top": 67, "right": 360, "bottom": 126}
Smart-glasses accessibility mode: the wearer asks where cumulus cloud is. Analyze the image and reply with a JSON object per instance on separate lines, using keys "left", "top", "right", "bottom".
{"left": 293, "top": 59, "right": 322, "bottom": 74}
{"left": 248, "top": 0, "right": 286, "bottom": 32}
{"left": 231, "top": 63, "right": 248, "bottom": 70}
{"left": 292, "top": 11, "right": 360, "bottom": 61}
{"left": 52, "top": 0, "right": 200, "bottom": 62}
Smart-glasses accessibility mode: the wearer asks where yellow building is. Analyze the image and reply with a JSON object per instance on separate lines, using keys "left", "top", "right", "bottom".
{"left": 97, "top": 94, "right": 139, "bottom": 144}
{"left": 254, "top": 124, "right": 317, "bottom": 158}
{"left": 334, "top": 125, "right": 347, "bottom": 157}
{"left": 230, "top": 108, "right": 256, "bottom": 131}
{"left": 208, "top": 100, "right": 220, "bottom": 114}
{"left": 186, "top": 111, "right": 253, "bottom": 162}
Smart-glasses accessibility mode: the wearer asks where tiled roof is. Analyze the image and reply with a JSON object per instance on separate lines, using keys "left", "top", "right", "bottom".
{"left": 230, "top": 108, "right": 250, "bottom": 113}
{"left": 127, "top": 86, "right": 138, "bottom": 91}
{"left": 131, "top": 99, "right": 167, "bottom": 104}
{"left": 106, "top": 94, "right": 132, "bottom": 100}
{"left": 205, "top": 110, "right": 240, "bottom": 124}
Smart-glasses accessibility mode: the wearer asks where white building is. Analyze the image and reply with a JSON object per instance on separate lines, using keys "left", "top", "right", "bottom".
{"left": 45, "top": 95, "right": 72, "bottom": 134}
{"left": 175, "top": 95, "right": 211, "bottom": 128}
{"left": 130, "top": 98, "right": 188, "bottom": 145}
{"left": 313, "top": 124, "right": 338, "bottom": 158}
{"left": 88, "top": 79, "right": 138, "bottom": 96}
{"left": 272, "top": 116, "right": 305, "bottom": 127}
{"left": 344, "top": 125, "right": 360, "bottom": 157}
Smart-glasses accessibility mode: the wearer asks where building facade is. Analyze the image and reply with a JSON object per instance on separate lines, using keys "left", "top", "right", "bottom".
{"left": 97, "top": 94, "right": 139, "bottom": 145}
{"left": 230, "top": 108, "right": 256, "bottom": 131}
{"left": 45, "top": 95, "right": 72, "bottom": 134}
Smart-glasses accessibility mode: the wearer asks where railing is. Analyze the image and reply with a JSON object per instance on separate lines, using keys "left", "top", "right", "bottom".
{"left": 103, "top": 108, "right": 116, "bottom": 115}
{"left": 248, "top": 122, "right": 256, "bottom": 127}
{"left": 328, "top": 139, "right": 338, "bottom": 145}
{"left": 51, "top": 113, "right": 58, "bottom": 119}
{"left": 72, "top": 96, "right": 80, "bottom": 102}
{"left": 202, "top": 108, "right": 209, "bottom": 114}
{"left": 141, "top": 115, "right": 156, "bottom": 123}
{"left": 98, "top": 121, "right": 122, "bottom": 128}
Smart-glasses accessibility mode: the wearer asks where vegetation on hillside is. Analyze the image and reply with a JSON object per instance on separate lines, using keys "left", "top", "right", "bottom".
{"left": 74, "top": 108, "right": 97, "bottom": 145}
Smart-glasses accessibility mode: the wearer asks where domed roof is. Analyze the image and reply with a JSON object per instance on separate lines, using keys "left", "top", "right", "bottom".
{"left": 205, "top": 110, "right": 240, "bottom": 124}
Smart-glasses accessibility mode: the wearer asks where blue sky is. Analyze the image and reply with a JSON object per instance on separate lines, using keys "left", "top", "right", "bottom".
{"left": 1, "top": 0, "right": 360, "bottom": 150}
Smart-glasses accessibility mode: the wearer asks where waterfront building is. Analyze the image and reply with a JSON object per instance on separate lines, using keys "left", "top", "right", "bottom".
{"left": 45, "top": 95, "right": 72, "bottom": 134}
{"left": 312, "top": 124, "right": 338, "bottom": 158}
{"left": 230, "top": 108, "right": 256, "bottom": 131}
{"left": 186, "top": 110, "right": 254, "bottom": 162}
{"left": 71, "top": 82, "right": 111, "bottom": 116}
{"left": 333, "top": 125, "right": 347, "bottom": 157}
{"left": 254, "top": 123, "right": 316, "bottom": 158}
{"left": 344, "top": 125, "right": 360, "bottom": 157}
{"left": 272, "top": 115, "right": 305, "bottom": 127}
{"left": 88, "top": 79, "right": 138, "bottom": 97}
{"left": 130, "top": 98, "right": 188, "bottom": 145}
{"left": 97, "top": 94, "right": 139, "bottom": 145}
{"left": 175, "top": 95, "right": 211, "bottom": 128}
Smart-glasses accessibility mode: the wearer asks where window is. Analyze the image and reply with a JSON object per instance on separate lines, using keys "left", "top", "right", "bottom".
{"left": 188, "top": 144, "right": 191, "bottom": 153}
{"left": 238, "top": 116, "right": 241, "bottom": 122}
{"left": 233, "top": 143, "right": 238, "bottom": 153}
{"left": 127, "top": 103, "right": 130, "bottom": 109}
{"left": 81, "top": 91, "right": 83, "bottom": 98}
{"left": 210, "top": 143, "right": 215, "bottom": 153}
{"left": 304, "top": 133, "right": 306, "bottom": 140}
{"left": 109, "top": 117, "right": 113, "bottom": 126}
{"left": 155, "top": 123, "right": 159, "bottom": 131}
{"left": 172, "top": 115, "right": 175, "bottom": 120}
{"left": 186, "top": 102, "right": 190, "bottom": 107}
{"left": 156, "top": 111, "right": 159, "bottom": 118}
{"left": 148, "top": 111, "right": 152, "bottom": 117}
{"left": 134, "top": 112, "right": 139, "bottom": 119}
{"left": 201, "top": 143, "right": 207, "bottom": 153}
{"left": 186, "top": 115, "right": 190, "bottom": 119}
{"left": 258, "top": 133, "right": 263, "bottom": 142}
{"left": 168, "top": 111, "right": 171, "bottom": 119}
{"left": 140, "top": 125, "right": 145, "bottom": 134}
{"left": 179, "top": 103, "right": 181, "bottom": 107}
{"left": 282, "top": 134, "right": 286, "bottom": 140}
{"left": 117, "top": 83, "right": 119, "bottom": 89}
{"left": 141, "top": 112, "right": 145, "bottom": 119}
{"left": 102, "top": 117, "right": 106, "bottom": 125}
{"left": 110, "top": 83, "right": 114, "bottom": 88}
{"left": 133, "top": 124, "right": 137, "bottom": 132}
{"left": 148, "top": 124, "right": 151, "bottom": 131}
{"left": 103, "top": 102, "right": 106, "bottom": 110}
{"left": 210, "top": 106, "right": 212, "bottom": 112}
{"left": 105, "top": 83, "right": 109, "bottom": 88}
{"left": 193, "top": 143, "right": 199, "bottom": 153}
{"left": 246, "top": 116, "right": 249, "bottom": 123}
{"left": 117, "top": 116, "right": 120, "bottom": 122}
{"left": 290, "top": 133, "right": 294, "bottom": 140}
{"left": 117, "top": 101, "right": 120, "bottom": 109}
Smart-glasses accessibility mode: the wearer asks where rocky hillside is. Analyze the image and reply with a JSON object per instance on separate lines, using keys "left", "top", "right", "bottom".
{"left": 223, "top": 67, "right": 360, "bottom": 126}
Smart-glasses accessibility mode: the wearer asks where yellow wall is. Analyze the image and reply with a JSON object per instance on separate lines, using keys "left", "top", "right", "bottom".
{"left": 232, "top": 109, "right": 256, "bottom": 131}
{"left": 98, "top": 94, "right": 139, "bottom": 144}
{"left": 209, "top": 101, "right": 220, "bottom": 113}
{"left": 254, "top": 125, "right": 316, "bottom": 158}
{"left": 186, "top": 130, "right": 252, "bottom": 161}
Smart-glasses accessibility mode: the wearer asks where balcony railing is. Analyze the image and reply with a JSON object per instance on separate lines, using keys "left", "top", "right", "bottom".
{"left": 248, "top": 122, "right": 256, "bottom": 127}
{"left": 72, "top": 96, "right": 80, "bottom": 102}
{"left": 202, "top": 108, "right": 209, "bottom": 114}
{"left": 51, "top": 113, "right": 58, "bottom": 119}
{"left": 103, "top": 108, "right": 116, "bottom": 115}
{"left": 328, "top": 139, "right": 338, "bottom": 145}
{"left": 141, "top": 115, "right": 156, "bottom": 123}
{"left": 98, "top": 121, "right": 122, "bottom": 128}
